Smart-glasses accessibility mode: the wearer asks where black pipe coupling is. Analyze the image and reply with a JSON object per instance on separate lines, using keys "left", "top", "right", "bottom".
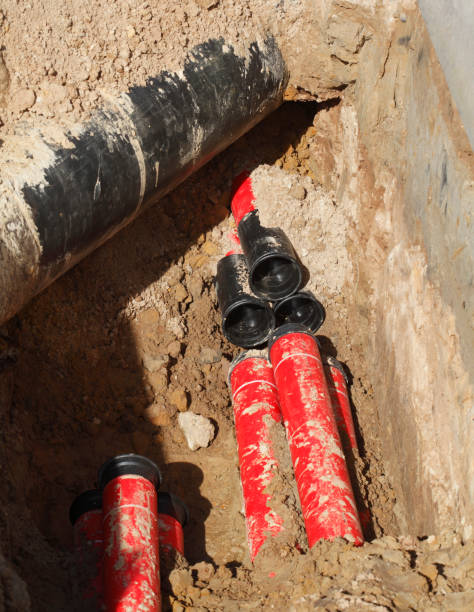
{"left": 216, "top": 254, "right": 275, "bottom": 348}
{"left": 237, "top": 210, "right": 303, "bottom": 301}
{"left": 274, "top": 290, "right": 325, "bottom": 333}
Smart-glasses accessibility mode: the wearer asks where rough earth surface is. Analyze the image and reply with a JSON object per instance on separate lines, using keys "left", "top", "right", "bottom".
{"left": 0, "top": 0, "right": 472, "bottom": 610}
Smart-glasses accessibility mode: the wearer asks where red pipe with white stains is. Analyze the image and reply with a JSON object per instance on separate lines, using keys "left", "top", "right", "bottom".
{"left": 229, "top": 350, "right": 285, "bottom": 561}
{"left": 98, "top": 454, "right": 162, "bottom": 611}
{"left": 269, "top": 324, "right": 363, "bottom": 547}
{"left": 158, "top": 492, "right": 189, "bottom": 557}
{"left": 231, "top": 172, "right": 256, "bottom": 226}
{"left": 324, "top": 356, "right": 358, "bottom": 452}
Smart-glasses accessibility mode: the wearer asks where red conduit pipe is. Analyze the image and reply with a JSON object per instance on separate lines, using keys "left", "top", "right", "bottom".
{"left": 69, "top": 489, "right": 104, "bottom": 610}
{"left": 98, "top": 455, "right": 162, "bottom": 611}
{"left": 323, "top": 357, "right": 373, "bottom": 533}
{"left": 224, "top": 229, "right": 243, "bottom": 257}
{"left": 157, "top": 492, "right": 189, "bottom": 557}
{"left": 269, "top": 324, "right": 363, "bottom": 547}
{"left": 323, "top": 357, "right": 358, "bottom": 451}
{"left": 229, "top": 351, "right": 285, "bottom": 561}
{"left": 159, "top": 513, "right": 184, "bottom": 557}
{"left": 230, "top": 172, "right": 255, "bottom": 226}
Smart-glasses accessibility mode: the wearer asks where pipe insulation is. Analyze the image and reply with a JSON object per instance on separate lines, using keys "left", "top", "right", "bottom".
{"left": 0, "top": 37, "right": 288, "bottom": 325}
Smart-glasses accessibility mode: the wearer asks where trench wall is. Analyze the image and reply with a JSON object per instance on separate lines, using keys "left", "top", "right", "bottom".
{"left": 284, "top": 0, "right": 473, "bottom": 537}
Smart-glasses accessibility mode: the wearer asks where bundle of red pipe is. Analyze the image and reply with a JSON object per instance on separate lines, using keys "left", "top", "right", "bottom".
{"left": 221, "top": 173, "right": 366, "bottom": 561}
{"left": 69, "top": 454, "right": 188, "bottom": 611}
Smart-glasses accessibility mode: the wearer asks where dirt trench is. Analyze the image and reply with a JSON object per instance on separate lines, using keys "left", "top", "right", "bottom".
{"left": 0, "top": 98, "right": 472, "bottom": 611}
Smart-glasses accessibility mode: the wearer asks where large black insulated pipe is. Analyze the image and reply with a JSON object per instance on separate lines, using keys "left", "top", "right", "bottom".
{"left": 0, "top": 37, "right": 287, "bottom": 325}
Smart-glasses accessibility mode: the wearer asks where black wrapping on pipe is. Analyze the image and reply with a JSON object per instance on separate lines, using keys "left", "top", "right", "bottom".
{"left": 17, "top": 36, "right": 287, "bottom": 296}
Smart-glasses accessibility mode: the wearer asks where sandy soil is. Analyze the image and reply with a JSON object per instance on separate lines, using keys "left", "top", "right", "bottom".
{"left": 0, "top": 0, "right": 271, "bottom": 133}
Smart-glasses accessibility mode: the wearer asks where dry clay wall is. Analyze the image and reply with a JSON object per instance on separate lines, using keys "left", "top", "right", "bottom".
{"left": 283, "top": 0, "right": 473, "bottom": 537}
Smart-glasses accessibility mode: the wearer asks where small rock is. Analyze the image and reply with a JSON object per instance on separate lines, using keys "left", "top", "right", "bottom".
{"left": 174, "top": 283, "right": 188, "bottom": 302}
{"left": 187, "top": 276, "right": 203, "bottom": 301}
{"left": 168, "top": 388, "right": 188, "bottom": 412}
{"left": 144, "top": 403, "right": 175, "bottom": 427}
{"left": 0, "top": 52, "right": 10, "bottom": 100}
{"left": 138, "top": 308, "right": 160, "bottom": 327}
{"left": 192, "top": 561, "right": 215, "bottom": 582}
{"left": 169, "top": 568, "right": 193, "bottom": 596}
{"left": 9, "top": 88, "right": 36, "bottom": 113}
{"left": 167, "top": 340, "right": 181, "bottom": 359}
{"left": 142, "top": 353, "right": 169, "bottom": 372}
{"left": 290, "top": 183, "right": 307, "bottom": 200}
{"left": 178, "top": 411, "right": 215, "bottom": 451}
{"left": 199, "top": 347, "right": 222, "bottom": 365}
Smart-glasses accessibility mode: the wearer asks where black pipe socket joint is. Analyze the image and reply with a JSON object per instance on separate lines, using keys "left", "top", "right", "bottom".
{"left": 158, "top": 492, "right": 189, "bottom": 527}
{"left": 216, "top": 254, "right": 275, "bottom": 348}
{"left": 274, "top": 291, "right": 325, "bottom": 333}
{"left": 98, "top": 454, "right": 162, "bottom": 490}
{"left": 237, "top": 211, "right": 302, "bottom": 301}
{"left": 69, "top": 489, "right": 102, "bottom": 525}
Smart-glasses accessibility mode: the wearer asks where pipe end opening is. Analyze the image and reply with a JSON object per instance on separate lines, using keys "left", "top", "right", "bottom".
{"left": 250, "top": 255, "right": 302, "bottom": 300}
{"left": 223, "top": 301, "right": 275, "bottom": 348}
{"left": 274, "top": 292, "right": 325, "bottom": 333}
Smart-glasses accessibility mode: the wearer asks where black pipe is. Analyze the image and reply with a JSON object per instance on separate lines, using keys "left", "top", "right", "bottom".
{"left": 216, "top": 254, "right": 275, "bottom": 348}
{"left": 274, "top": 291, "right": 325, "bottom": 333}
{"left": 69, "top": 489, "right": 102, "bottom": 526}
{"left": 237, "top": 210, "right": 302, "bottom": 300}
{"left": 0, "top": 36, "right": 287, "bottom": 324}
{"left": 158, "top": 492, "right": 189, "bottom": 528}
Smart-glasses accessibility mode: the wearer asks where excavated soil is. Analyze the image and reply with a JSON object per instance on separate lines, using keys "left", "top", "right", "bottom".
{"left": 0, "top": 100, "right": 473, "bottom": 611}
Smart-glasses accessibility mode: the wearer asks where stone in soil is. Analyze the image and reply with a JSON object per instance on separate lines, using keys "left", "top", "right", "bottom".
{"left": 178, "top": 411, "right": 215, "bottom": 451}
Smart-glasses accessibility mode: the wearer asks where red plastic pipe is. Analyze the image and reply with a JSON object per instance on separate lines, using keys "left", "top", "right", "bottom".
{"left": 157, "top": 492, "right": 188, "bottom": 557}
{"left": 99, "top": 455, "right": 162, "bottom": 611}
{"left": 158, "top": 514, "right": 184, "bottom": 556}
{"left": 69, "top": 489, "right": 104, "bottom": 611}
{"left": 230, "top": 172, "right": 255, "bottom": 226}
{"left": 324, "top": 357, "right": 358, "bottom": 451}
{"left": 229, "top": 351, "right": 284, "bottom": 561}
{"left": 225, "top": 229, "right": 243, "bottom": 257}
{"left": 269, "top": 325, "right": 363, "bottom": 547}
